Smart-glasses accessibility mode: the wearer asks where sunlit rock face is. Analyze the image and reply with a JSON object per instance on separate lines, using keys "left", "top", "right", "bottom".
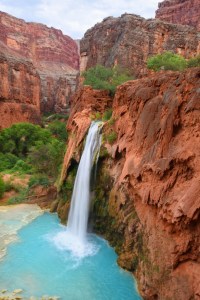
{"left": 80, "top": 13, "right": 200, "bottom": 77}
{"left": 0, "top": 11, "right": 79, "bottom": 119}
{"left": 0, "top": 50, "right": 41, "bottom": 129}
{"left": 60, "top": 67, "right": 200, "bottom": 299}
{"left": 156, "top": 0, "right": 200, "bottom": 31}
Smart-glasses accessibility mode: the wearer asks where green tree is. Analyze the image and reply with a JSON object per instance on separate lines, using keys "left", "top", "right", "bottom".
{"left": 147, "top": 51, "right": 187, "bottom": 71}
{"left": 28, "top": 140, "right": 65, "bottom": 178}
{"left": 47, "top": 121, "right": 68, "bottom": 142}
{"left": 82, "top": 65, "right": 133, "bottom": 95}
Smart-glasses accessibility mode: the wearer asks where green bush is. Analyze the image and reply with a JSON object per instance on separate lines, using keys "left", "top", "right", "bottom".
{"left": 82, "top": 65, "right": 133, "bottom": 95}
{"left": 11, "top": 160, "right": 32, "bottom": 174}
{"left": 0, "top": 123, "right": 52, "bottom": 157}
{"left": 0, "top": 153, "right": 18, "bottom": 171}
{"left": 47, "top": 121, "right": 68, "bottom": 142}
{"left": 7, "top": 188, "right": 29, "bottom": 205}
{"left": 28, "top": 175, "right": 50, "bottom": 188}
{"left": 105, "top": 131, "right": 117, "bottom": 144}
{"left": 147, "top": 51, "right": 187, "bottom": 71}
{"left": 102, "top": 109, "right": 113, "bottom": 121}
{"left": 187, "top": 55, "right": 200, "bottom": 68}
{"left": 28, "top": 139, "right": 65, "bottom": 178}
{"left": 0, "top": 176, "right": 5, "bottom": 199}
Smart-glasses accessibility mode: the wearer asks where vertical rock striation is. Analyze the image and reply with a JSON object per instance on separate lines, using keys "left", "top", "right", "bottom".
{"left": 0, "top": 11, "right": 79, "bottom": 115}
{"left": 156, "top": 0, "right": 200, "bottom": 31}
{"left": 80, "top": 14, "right": 200, "bottom": 77}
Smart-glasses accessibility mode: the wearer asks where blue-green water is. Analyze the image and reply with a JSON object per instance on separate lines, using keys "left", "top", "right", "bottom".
{"left": 0, "top": 213, "right": 141, "bottom": 300}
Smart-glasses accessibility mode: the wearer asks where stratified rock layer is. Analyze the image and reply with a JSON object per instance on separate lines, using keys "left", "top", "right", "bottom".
{"left": 80, "top": 14, "right": 200, "bottom": 77}
{"left": 156, "top": 0, "right": 200, "bottom": 30}
{"left": 0, "top": 50, "right": 41, "bottom": 129}
{"left": 0, "top": 11, "right": 79, "bottom": 116}
{"left": 60, "top": 67, "right": 200, "bottom": 299}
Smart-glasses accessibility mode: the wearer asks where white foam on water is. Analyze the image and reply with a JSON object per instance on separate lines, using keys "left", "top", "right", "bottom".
{"left": 48, "top": 229, "right": 100, "bottom": 260}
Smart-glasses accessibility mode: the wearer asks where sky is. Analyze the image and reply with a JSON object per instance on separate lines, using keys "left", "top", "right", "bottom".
{"left": 0, "top": 0, "right": 159, "bottom": 39}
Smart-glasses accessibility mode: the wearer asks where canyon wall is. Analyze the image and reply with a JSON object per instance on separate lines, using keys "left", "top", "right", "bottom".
{"left": 59, "top": 67, "right": 200, "bottom": 299}
{"left": 0, "top": 11, "right": 79, "bottom": 118}
{"left": 80, "top": 13, "right": 200, "bottom": 77}
{"left": 156, "top": 0, "right": 200, "bottom": 30}
{"left": 0, "top": 47, "right": 41, "bottom": 129}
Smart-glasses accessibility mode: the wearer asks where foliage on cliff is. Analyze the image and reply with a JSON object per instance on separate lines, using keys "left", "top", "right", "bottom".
{"left": 82, "top": 65, "right": 133, "bottom": 95}
{"left": 147, "top": 52, "right": 200, "bottom": 71}
{"left": 147, "top": 51, "right": 187, "bottom": 71}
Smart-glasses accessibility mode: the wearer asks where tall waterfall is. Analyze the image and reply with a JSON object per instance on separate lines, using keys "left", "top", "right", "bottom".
{"left": 67, "top": 122, "right": 103, "bottom": 242}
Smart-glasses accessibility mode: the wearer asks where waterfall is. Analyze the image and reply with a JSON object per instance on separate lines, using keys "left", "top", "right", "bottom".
{"left": 67, "top": 121, "right": 103, "bottom": 242}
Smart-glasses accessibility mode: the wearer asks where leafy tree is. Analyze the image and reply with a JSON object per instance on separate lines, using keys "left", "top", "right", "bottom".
{"left": 147, "top": 51, "right": 187, "bottom": 71}
{"left": 28, "top": 140, "right": 65, "bottom": 178}
{"left": 82, "top": 65, "right": 133, "bottom": 95}
{"left": 0, "top": 123, "right": 52, "bottom": 157}
{"left": 47, "top": 121, "right": 68, "bottom": 142}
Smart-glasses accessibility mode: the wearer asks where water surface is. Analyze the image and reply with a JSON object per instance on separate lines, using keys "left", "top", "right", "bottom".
{"left": 0, "top": 212, "right": 142, "bottom": 300}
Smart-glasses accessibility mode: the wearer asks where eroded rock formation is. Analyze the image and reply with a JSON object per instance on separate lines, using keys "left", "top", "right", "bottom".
{"left": 59, "top": 67, "right": 200, "bottom": 299}
{"left": 80, "top": 13, "right": 200, "bottom": 77}
{"left": 156, "top": 0, "right": 200, "bottom": 30}
{"left": 0, "top": 11, "right": 79, "bottom": 117}
{"left": 0, "top": 50, "right": 41, "bottom": 129}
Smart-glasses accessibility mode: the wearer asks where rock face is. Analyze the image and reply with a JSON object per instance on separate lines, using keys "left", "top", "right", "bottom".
{"left": 156, "top": 0, "right": 200, "bottom": 31}
{"left": 0, "top": 49, "right": 41, "bottom": 129}
{"left": 0, "top": 11, "right": 79, "bottom": 116}
{"left": 60, "top": 67, "right": 200, "bottom": 299}
{"left": 80, "top": 13, "right": 200, "bottom": 77}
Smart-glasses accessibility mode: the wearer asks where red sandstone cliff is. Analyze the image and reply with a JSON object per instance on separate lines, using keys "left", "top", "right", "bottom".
{"left": 156, "top": 0, "right": 200, "bottom": 31}
{"left": 60, "top": 67, "right": 200, "bottom": 299}
{"left": 80, "top": 14, "right": 200, "bottom": 77}
{"left": 0, "top": 11, "right": 79, "bottom": 118}
{"left": 0, "top": 46, "right": 41, "bottom": 129}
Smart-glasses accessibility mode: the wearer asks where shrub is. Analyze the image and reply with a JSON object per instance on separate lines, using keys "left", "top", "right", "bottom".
{"left": 0, "top": 176, "right": 5, "bottom": 199}
{"left": 28, "top": 175, "right": 50, "bottom": 188}
{"left": 187, "top": 55, "right": 200, "bottom": 68}
{"left": 0, "top": 123, "right": 52, "bottom": 157}
{"left": 82, "top": 65, "right": 133, "bottom": 95}
{"left": 11, "top": 160, "right": 32, "bottom": 174}
{"left": 28, "top": 139, "right": 65, "bottom": 178}
{"left": 0, "top": 153, "right": 18, "bottom": 171}
{"left": 105, "top": 131, "right": 117, "bottom": 144}
{"left": 47, "top": 121, "right": 68, "bottom": 142}
{"left": 147, "top": 51, "right": 187, "bottom": 71}
{"left": 7, "top": 188, "right": 29, "bottom": 205}
{"left": 102, "top": 109, "right": 113, "bottom": 121}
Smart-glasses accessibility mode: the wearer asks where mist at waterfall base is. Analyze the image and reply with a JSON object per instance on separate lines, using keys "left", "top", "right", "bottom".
{"left": 0, "top": 123, "right": 142, "bottom": 299}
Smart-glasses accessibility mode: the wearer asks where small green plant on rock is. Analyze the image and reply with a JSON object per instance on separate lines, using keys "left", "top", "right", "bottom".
{"left": 187, "top": 55, "right": 200, "bottom": 68}
{"left": 105, "top": 131, "right": 117, "bottom": 144}
{"left": 147, "top": 51, "right": 187, "bottom": 71}
{"left": 82, "top": 65, "right": 133, "bottom": 96}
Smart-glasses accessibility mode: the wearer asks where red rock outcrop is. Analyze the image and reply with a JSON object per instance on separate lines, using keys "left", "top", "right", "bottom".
{"left": 60, "top": 67, "right": 200, "bottom": 299}
{"left": 0, "top": 50, "right": 41, "bottom": 129}
{"left": 0, "top": 11, "right": 79, "bottom": 115}
{"left": 80, "top": 14, "right": 200, "bottom": 77}
{"left": 156, "top": 0, "right": 200, "bottom": 31}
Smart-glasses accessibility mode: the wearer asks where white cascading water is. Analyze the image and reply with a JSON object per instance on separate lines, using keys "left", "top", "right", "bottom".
{"left": 67, "top": 121, "right": 103, "bottom": 241}
{"left": 52, "top": 122, "right": 103, "bottom": 258}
